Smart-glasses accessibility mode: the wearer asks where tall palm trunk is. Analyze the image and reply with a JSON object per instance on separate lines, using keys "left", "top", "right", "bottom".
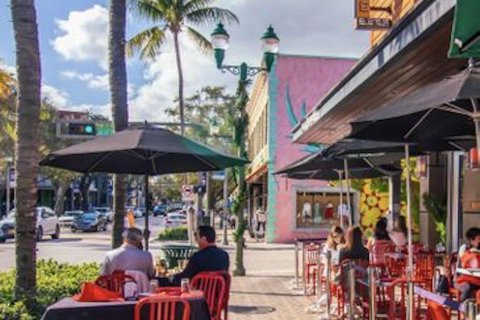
{"left": 108, "top": 0, "right": 129, "bottom": 249}
{"left": 11, "top": 0, "right": 42, "bottom": 302}
{"left": 173, "top": 30, "right": 185, "bottom": 135}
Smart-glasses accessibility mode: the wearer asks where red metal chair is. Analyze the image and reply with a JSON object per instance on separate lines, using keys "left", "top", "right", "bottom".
{"left": 385, "top": 253, "right": 406, "bottom": 278}
{"left": 370, "top": 241, "right": 396, "bottom": 265}
{"left": 414, "top": 252, "right": 435, "bottom": 291}
{"left": 191, "top": 272, "right": 227, "bottom": 320}
{"left": 95, "top": 270, "right": 136, "bottom": 297}
{"left": 387, "top": 278, "right": 429, "bottom": 320}
{"left": 134, "top": 295, "right": 190, "bottom": 320}
{"left": 304, "top": 243, "right": 321, "bottom": 295}
{"left": 445, "top": 252, "right": 462, "bottom": 320}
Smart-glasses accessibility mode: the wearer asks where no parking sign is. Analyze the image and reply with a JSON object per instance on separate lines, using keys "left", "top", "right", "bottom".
{"left": 181, "top": 185, "right": 195, "bottom": 202}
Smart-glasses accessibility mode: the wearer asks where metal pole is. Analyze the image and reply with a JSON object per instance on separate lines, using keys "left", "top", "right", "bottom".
{"left": 317, "top": 247, "right": 322, "bottom": 300}
{"left": 405, "top": 144, "right": 414, "bottom": 320}
{"left": 368, "top": 267, "right": 377, "bottom": 320}
{"left": 348, "top": 261, "right": 356, "bottom": 320}
{"left": 465, "top": 298, "right": 477, "bottom": 320}
{"left": 338, "top": 170, "right": 344, "bottom": 229}
{"left": 325, "top": 251, "right": 332, "bottom": 317}
{"left": 294, "top": 240, "right": 300, "bottom": 289}
{"left": 344, "top": 159, "right": 352, "bottom": 226}
{"left": 5, "top": 164, "right": 10, "bottom": 215}
{"left": 222, "top": 169, "right": 229, "bottom": 246}
{"left": 302, "top": 242, "right": 307, "bottom": 294}
{"left": 144, "top": 174, "right": 150, "bottom": 251}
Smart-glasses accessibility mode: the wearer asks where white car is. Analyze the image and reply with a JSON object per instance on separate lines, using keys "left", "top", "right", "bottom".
{"left": 0, "top": 207, "right": 60, "bottom": 242}
{"left": 94, "top": 207, "right": 113, "bottom": 222}
{"left": 165, "top": 212, "right": 187, "bottom": 228}
{"left": 59, "top": 210, "right": 83, "bottom": 228}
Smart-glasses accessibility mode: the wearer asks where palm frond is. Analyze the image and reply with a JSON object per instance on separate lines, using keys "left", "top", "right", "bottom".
{"left": 186, "top": 7, "right": 239, "bottom": 25}
{"left": 127, "top": 26, "right": 168, "bottom": 60}
{"left": 186, "top": 26, "right": 213, "bottom": 54}
{"left": 130, "top": 0, "right": 168, "bottom": 22}
{"left": 183, "top": 0, "right": 215, "bottom": 14}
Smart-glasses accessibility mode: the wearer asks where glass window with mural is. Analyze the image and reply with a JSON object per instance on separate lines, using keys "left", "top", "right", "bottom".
{"left": 296, "top": 191, "right": 353, "bottom": 228}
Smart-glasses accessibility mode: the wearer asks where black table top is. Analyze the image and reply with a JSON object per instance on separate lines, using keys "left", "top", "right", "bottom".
{"left": 41, "top": 296, "right": 211, "bottom": 320}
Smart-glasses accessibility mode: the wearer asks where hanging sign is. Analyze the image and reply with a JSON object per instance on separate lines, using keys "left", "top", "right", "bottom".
{"left": 355, "top": 0, "right": 392, "bottom": 30}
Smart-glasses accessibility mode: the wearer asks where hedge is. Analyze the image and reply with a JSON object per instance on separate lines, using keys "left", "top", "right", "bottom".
{"left": 157, "top": 227, "right": 188, "bottom": 241}
{"left": 0, "top": 260, "right": 99, "bottom": 320}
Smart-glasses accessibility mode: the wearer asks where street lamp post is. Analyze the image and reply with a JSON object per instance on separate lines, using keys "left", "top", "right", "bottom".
{"left": 211, "top": 23, "right": 279, "bottom": 276}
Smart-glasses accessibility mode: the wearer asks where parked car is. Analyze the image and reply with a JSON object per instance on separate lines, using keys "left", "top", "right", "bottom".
{"left": 71, "top": 212, "right": 108, "bottom": 232}
{"left": 94, "top": 207, "right": 113, "bottom": 222}
{"left": 164, "top": 212, "right": 187, "bottom": 228}
{"left": 0, "top": 207, "right": 60, "bottom": 242}
{"left": 153, "top": 204, "right": 167, "bottom": 217}
{"left": 59, "top": 210, "right": 83, "bottom": 228}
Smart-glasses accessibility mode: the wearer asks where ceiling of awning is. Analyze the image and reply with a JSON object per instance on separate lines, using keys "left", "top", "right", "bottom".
{"left": 293, "top": 0, "right": 467, "bottom": 145}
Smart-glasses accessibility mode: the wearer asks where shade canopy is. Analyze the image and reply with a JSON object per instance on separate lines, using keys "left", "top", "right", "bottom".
{"left": 40, "top": 126, "right": 249, "bottom": 175}
{"left": 281, "top": 164, "right": 400, "bottom": 181}
{"left": 349, "top": 68, "right": 480, "bottom": 146}
{"left": 449, "top": 0, "right": 480, "bottom": 58}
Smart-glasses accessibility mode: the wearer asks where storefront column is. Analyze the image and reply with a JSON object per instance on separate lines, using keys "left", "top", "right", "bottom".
{"left": 419, "top": 154, "right": 447, "bottom": 249}
{"left": 389, "top": 173, "right": 401, "bottom": 222}
{"left": 446, "top": 152, "right": 463, "bottom": 253}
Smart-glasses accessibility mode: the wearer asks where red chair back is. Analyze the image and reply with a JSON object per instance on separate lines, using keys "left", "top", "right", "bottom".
{"left": 414, "top": 252, "right": 435, "bottom": 281}
{"left": 134, "top": 296, "right": 190, "bottom": 320}
{"left": 95, "top": 270, "right": 136, "bottom": 296}
{"left": 191, "top": 272, "right": 227, "bottom": 320}
{"left": 370, "top": 241, "right": 395, "bottom": 265}
{"left": 305, "top": 244, "right": 321, "bottom": 264}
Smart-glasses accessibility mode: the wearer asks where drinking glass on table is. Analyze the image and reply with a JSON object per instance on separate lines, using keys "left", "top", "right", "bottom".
{"left": 181, "top": 278, "right": 190, "bottom": 293}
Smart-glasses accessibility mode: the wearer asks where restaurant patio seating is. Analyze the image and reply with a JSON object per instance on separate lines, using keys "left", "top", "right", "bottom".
{"left": 370, "top": 242, "right": 396, "bottom": 265}
{"left": 304, "top": 243, "right": 321, "bottom": 295}
{"left": 95, "top": 270, "right": 137, "bottom": 297}
{"left": 134, "top": 295, "right": 191, "bottom": 320}
{"left": 191, "top": 272, "right": 227, "bottom": 320}
{"left": 414, "top": 252, "right": 435, "bottom": 291}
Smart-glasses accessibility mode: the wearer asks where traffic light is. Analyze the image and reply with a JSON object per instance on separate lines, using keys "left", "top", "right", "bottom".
{"left": 68, "top": 123, "right": 96, "bottom": 136}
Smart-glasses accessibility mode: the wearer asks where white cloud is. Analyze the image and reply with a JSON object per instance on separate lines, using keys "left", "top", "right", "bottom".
{"left": 61, "top": 71, "right": 109, "bottom": 91}
{"left": 52, "top": 5, "right": 109, "bottom": 69}
{"left": 41, "top": 84, "right": 69, "bottom": 107}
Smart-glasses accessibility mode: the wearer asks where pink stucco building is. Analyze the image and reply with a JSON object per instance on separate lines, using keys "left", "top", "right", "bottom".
{"left": 246, "top": 54, "right": 356, "bottom": 243}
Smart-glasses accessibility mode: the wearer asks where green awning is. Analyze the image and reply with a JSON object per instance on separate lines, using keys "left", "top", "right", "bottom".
{"left": 448, "top": 0, "right": 480, "bottom": 59}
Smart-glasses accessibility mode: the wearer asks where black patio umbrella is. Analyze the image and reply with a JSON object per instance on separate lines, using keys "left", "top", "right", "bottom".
{"left": 349, "top": 68, "right": 480, "bottom": 148}
{"left": 280, "top": 164, "right": 400, "bottom": 180}
{"left": 40, "top": 126, "right": 248, "bottom": 249}
{"left": 347, "top": 67, "right": 480, "bottom": 308}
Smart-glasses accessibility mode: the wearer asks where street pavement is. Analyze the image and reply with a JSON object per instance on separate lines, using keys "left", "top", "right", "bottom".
{"left": 0, "top": 218, "right": 317, "bottom": 319}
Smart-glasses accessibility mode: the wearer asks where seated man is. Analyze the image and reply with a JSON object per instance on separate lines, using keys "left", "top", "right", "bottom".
{"left": 100, "top": 227, "right": 155, "bottom": 279}
{"left": 455, "top": 227, "right": 480, "bottom": 301}
{"left": 171, "top": 225, "right": 229, "bottom": 285}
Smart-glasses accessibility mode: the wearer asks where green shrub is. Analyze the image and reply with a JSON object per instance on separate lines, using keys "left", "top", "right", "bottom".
{"left": 157, "top": 227, "right": 188, "bottom": 241}
{"left": 0, "top": 259, "right": 99, "bottom": 320}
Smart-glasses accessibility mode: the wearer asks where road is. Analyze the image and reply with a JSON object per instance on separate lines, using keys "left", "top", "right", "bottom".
{"left": 0, "top": 215, "right": 169, "bottom": 271}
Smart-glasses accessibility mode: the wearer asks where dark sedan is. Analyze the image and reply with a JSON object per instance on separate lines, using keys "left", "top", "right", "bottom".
{"left": 71, "top": 212, "right": 107, "bottom": 232}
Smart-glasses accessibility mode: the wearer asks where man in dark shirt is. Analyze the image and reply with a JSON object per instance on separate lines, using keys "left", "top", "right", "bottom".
{"left": 172, "top": 225, "right": 229, "bottom": 285}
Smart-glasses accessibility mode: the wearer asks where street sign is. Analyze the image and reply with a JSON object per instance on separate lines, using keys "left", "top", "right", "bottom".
{"left": 354, "top": 0, "right": 392, "bottom": 30}
{"left": 182, "top": 185, "right": 195, "bottom": 202}
{"left": 212, "top": 170, "right": 225, "bottom": 181}
{"left": 194, "top": 185, "right": 206, "bottom": 194}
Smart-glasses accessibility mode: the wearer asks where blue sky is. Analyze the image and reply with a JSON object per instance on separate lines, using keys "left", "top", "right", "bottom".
{"left": 0, "top": 0, "right": 369, "bottom": 121}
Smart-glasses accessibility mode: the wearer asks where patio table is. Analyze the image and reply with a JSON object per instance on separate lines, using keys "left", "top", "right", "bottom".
{"left": 456, "top": 268, "right": 480, "bottom": 277}
{"left": 41, "top": 291, "right": 210, "bottom": 320}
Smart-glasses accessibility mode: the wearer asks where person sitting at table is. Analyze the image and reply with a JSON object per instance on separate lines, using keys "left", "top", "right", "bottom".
{"left": 171, "top": 225, "right": 229, "bottom": 286}
{"left": 455, "top": 227, "right": 480, "bottom": 301}
{"left": 389, "top": 215, "right": 408, "bottom": 247}
{"left": 100, "top": 227, "right": 155, "bottom": 279}
{"left": 339, "top": 226, "right": 369, "bottom": 263}
{"left": 367, "top": 218, "right": 394, "bottom": 264}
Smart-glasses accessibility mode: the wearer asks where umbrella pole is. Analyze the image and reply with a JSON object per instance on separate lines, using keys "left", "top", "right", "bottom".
{"left": 404, "top": 144, "right": 414, "bottom": 320}
{"left": 144, "top": 174, "right": 150, "bottom": 251}
{"left": 338, "top": 170, "right": 344, "bottom": 229}
{"left": 343, "top": 159, "right": 352, "bottom": 227}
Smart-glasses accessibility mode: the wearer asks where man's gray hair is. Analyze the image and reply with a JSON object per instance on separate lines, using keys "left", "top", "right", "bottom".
{"left": 124, "top": 227, "right": 143, "bottom": 242}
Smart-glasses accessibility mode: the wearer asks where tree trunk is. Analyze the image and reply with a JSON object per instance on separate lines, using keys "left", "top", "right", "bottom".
{"left": 54, "top": 183, "right": 68, "bottom": 216}
{"left": 173, "top": 30, "right": 185, "bottom": 135}
{"left": 11, "top": 0, "right": 42, "bottom": 303}
{"left": 233, "top": 81, "right": 249, "bottom": 277}
{"left": 79, "top": 174, "right": 91, "bottom": 211}
{"left": 108, "top": 0, "right": 128, "bottom": 248}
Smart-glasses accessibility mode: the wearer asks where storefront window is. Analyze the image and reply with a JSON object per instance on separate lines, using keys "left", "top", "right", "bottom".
{"left": 296, "top": 191, "right": 352, "bottom": 228}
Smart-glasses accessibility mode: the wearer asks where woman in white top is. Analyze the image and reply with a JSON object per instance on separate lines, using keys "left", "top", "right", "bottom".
{"left": 389, "top": 215, "right": 408, "bottom": 247}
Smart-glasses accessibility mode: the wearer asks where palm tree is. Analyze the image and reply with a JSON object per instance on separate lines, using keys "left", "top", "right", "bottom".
{"left": 109, "top": 0, "right": 129, "bottom": 248}
{"left": 10, "top": 0, "right": 42, "bottom": 302}
{"left": 127, "top": 0, "right": 238, "bottom": 135}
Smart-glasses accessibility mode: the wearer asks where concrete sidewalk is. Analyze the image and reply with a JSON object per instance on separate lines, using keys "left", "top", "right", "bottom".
{"left": 219, "top": 232, "right": 316, "bottom": 320}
